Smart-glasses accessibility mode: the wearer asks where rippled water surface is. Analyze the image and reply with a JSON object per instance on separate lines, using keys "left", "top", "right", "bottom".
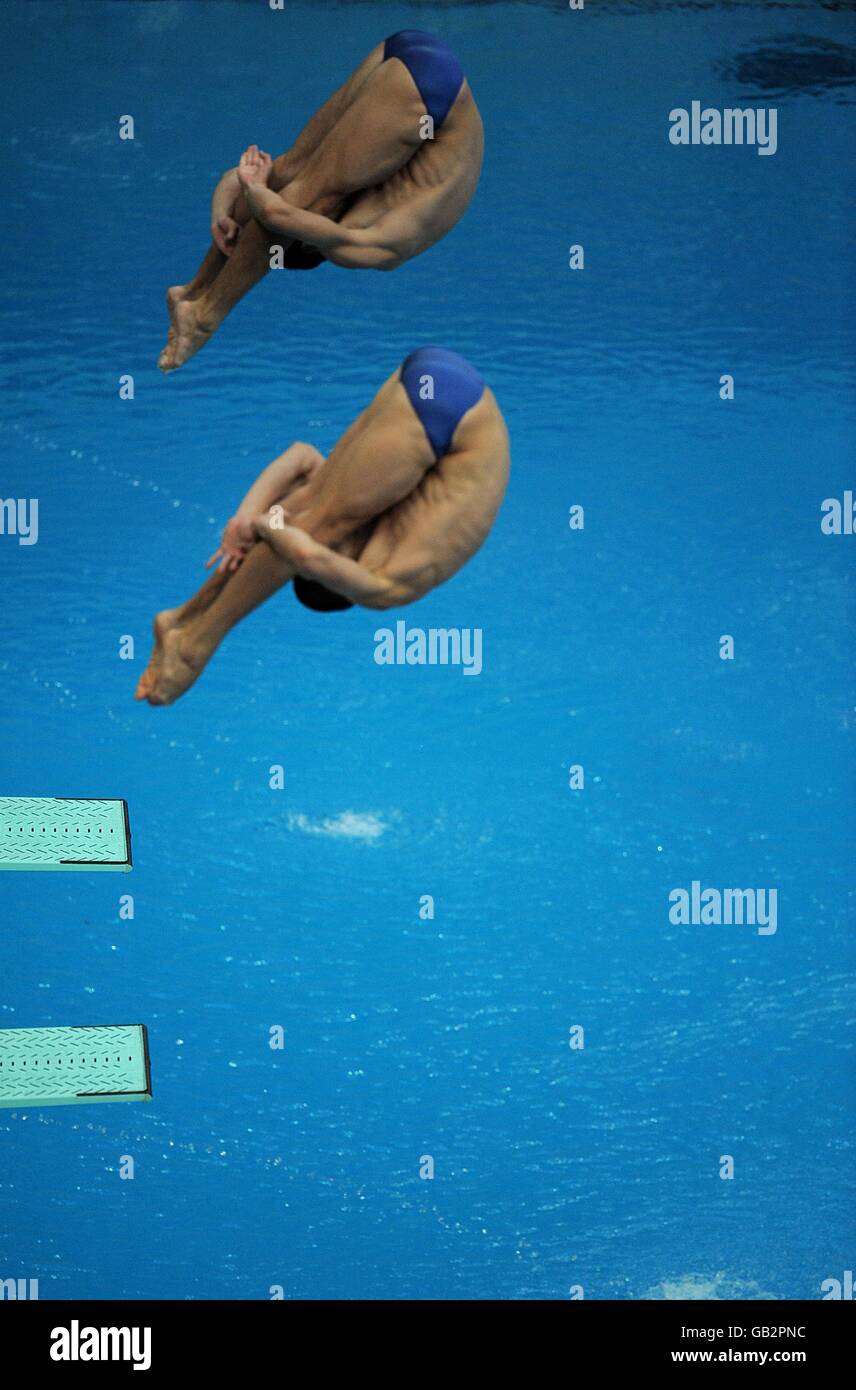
{"left": 0, "top": 0, "right": 854, "bottom": 1299}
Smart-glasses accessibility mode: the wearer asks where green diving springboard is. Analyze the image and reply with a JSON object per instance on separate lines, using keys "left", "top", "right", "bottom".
{"left": 0, "top": 1025, "right": 151, "bottom": 1108}
{"left": 0, "top": 798, "right": 132, "bottom": 871}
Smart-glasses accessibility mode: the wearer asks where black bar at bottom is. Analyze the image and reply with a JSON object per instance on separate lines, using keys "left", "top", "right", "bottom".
{"left": 0, "top": 1297, "right": 850, "bottom": 1374}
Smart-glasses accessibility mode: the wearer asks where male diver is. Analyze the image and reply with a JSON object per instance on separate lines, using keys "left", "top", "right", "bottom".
{"left": 136, "top": 349, "right": 509, "bottom": 704}
{"left": 159, "top": 33, "right": 484, "bottom": 372}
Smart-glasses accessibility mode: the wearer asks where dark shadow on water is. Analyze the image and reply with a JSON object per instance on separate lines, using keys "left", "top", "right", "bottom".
{"left": 718, "top": 34, "right": 856, "bottom": 97}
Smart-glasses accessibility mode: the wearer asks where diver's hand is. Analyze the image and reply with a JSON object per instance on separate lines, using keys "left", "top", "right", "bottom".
{"left": 238, "top": 145, "right": 273, "bottom": 193}
{"left": 252, "top": 515, "right": 311, "bottom": 565}
{"left": 212, "top": 216, "right": 241, "bottom": 256}
{"left": 206, "top": 514, "right": 256, "bottom": 573}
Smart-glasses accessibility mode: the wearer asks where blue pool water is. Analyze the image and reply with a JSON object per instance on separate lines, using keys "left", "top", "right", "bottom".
{"left": 1, "top": 0, "right": 854, "bottom": 1301}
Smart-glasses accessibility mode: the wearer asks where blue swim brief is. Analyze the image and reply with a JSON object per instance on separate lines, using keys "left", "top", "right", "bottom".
{"left": 383, "top": 30, "right": 465, "bottom": 130}
{"left": 400, "top": 346, "right": 485, "bottom": 461}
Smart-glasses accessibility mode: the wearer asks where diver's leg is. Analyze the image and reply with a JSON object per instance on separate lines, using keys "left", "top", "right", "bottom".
{"left": 137, "top": 398, "right": 434, "bottom": 703}
{"left": 161, "top": 186, "right": 258, "bottom": 364}
{"left": 167, "top": 44, "right": 388, "bottom": 334}
{"left": 269, "top": 42, "right": 386, "bottom": 190}
{"left": 138, "top": 410, "right": 411, "bottom": 707}
{"left": 136, "top": 536, "right": 296, "bottom": 705}
{"left": 172, "top": 245, "right": 225, "bottom": 301}
{"left": 283, "top": 58, "right": 424, "bottom": 208}
{"left": 159, "top": 218, "right": 277, "bottom": 373}
{"left": 161, "top": 57, "right": 425, "bottom": 373}
{"left": 163, "top": 247, "right": 226, "bottom": 353}
{"left": 134, "top": 568, "right": 232, "bottom": 703}
{"left": 136, "top": 453, "right": 324, "bottom": 703}
{"left": 137, "top": 460, "right": 357, "bottom": 705}
{"left": 164, "top": 568, "right": 230, "bottom": 628}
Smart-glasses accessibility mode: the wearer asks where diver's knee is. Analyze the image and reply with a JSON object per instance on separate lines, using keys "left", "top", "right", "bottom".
{"left": 270, "top": 152, "right": 302, "bottom": 191}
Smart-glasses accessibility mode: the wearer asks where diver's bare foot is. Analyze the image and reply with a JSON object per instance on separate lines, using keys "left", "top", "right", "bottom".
{"left": 158, "top": 287, "right": 189, "bottom": 369}
{"left": 135, "top": 608, "right": 183, "bottom": 702}
{"left": 167, "top": 283, "right": 191, "bottom": 312}
{"left": 158, "top": 299, "right": 216, "bottom": 374}
{"left": 165, "top": 284, "right": 189, "bottom": 331}
{"left": 137, "top": 626, "right": 212, "bottom": 706}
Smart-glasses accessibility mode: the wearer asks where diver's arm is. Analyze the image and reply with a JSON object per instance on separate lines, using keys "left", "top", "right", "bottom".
{"left": 211, "top": 167, "right": 245, "bottom": 253}
{"left": 254, "top": 520, "right": 402, "bottom": 607}
{"left": 242, "top": 186, "right": 400, "bottom": 269}
{"left": 236, "top": 443, "right": 325, "bottom": 519}
{"left": 207, "top": 445, "right": 325, "bottom": 573}
{"left": 325, "top": 235, "right": 401, "bottom": 270}
{"left": 212, "top": 166, "right": 241, "bottom": 223}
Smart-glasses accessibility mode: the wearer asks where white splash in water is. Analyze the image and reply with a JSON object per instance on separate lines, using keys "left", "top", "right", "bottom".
{"left": 287, "top": 810, "right": 390, "bottom": 844}
{"left": 645, "top": 1272, "right": 777, "bottom": 1301}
